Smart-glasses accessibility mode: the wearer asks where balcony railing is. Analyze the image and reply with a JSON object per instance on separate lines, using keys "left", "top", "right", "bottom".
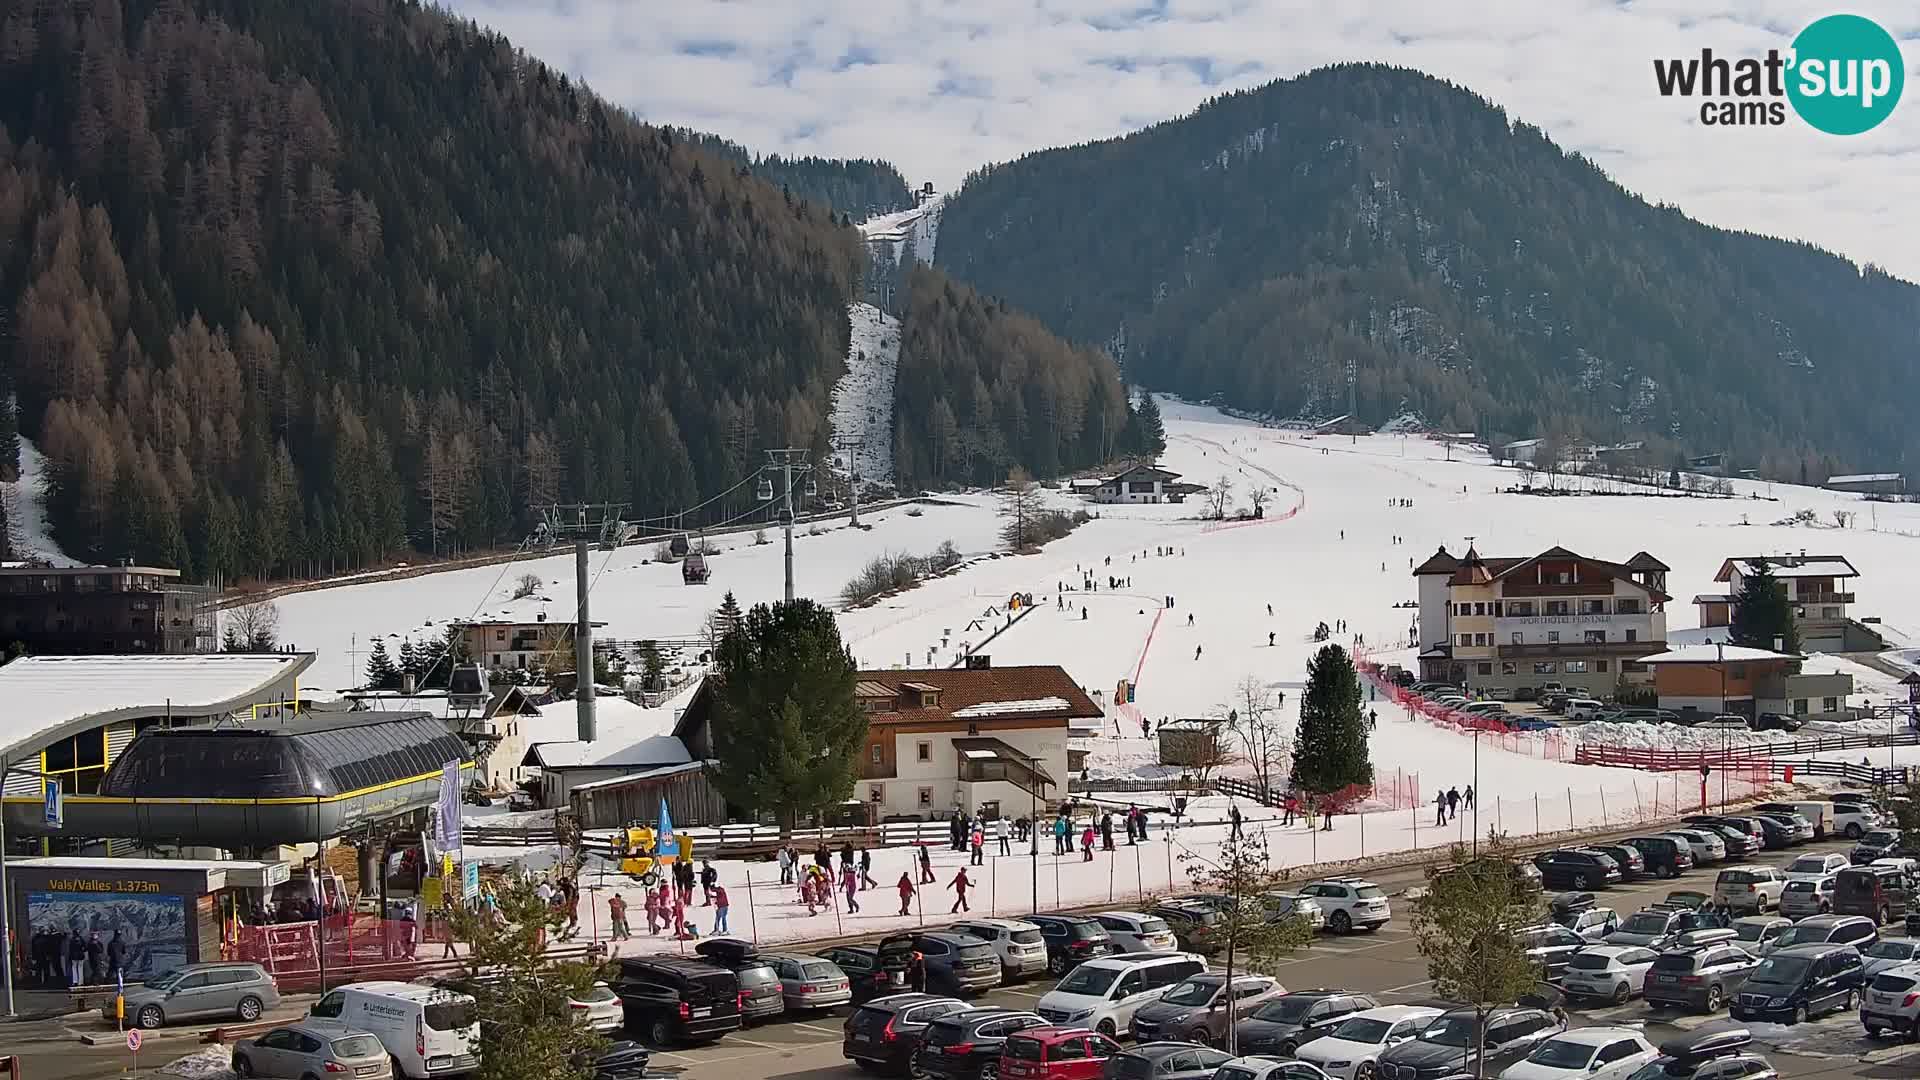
{"left": 1793, "top": 592, "right": 1855, "bottom": 606}
{"left": 1497, "top": 640, "right": 1664, "bottom": 659}
{"left": 959, "top": 758, "right": 1049, "bottom": 794}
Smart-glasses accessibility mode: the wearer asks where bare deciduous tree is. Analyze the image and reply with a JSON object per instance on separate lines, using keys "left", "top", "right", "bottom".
{"left": 511, "top": 572, "right": 541, "bottom": 600}
{"left": 1248, "top": 486, "right": 1271, "bottom": 518}
{"left": 999, "top": 467, "right": 1046, "bottom": 549}
{"left": 222, "top": 598, "right": 280, "bottom": 652}
{"left": 1221, "top": 675, "right": 1293, "bottom": 797}
{"left": 1206, "top": 472, "right": 1235, "bottom": 520}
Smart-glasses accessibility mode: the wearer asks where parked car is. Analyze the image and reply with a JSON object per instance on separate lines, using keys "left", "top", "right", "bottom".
{"left": 1779, "top": 875, "right": 1837, "bottom": 919}
{"left": 1658, "top": 890, "right": 1712, "bottom": 912}
{"left": 1500, "top": 1027, "right": 1658, "bottom": 1080}
{"left": 1712, "top": 866, "right": 1787, "bottom": 913}
{"left": 1260, "top": 892, "right": 1326, "bottom": 930}
{"left": 1091, "top": 912, "right": 1179, "bottom": 953}
{"left": 1785, "top": 852, "right": 1851, "bottom": 879}
{"left": 919, "top": 1008, "right": 1048, "bottom": 1080}
{"left": 1620, "top": 836, "right": 1695, "bottom": 879}
{"left": 1588, "top": 843, "right": 1649, "bottom": 881}
{"left": 999, "top": 1027, "right": 1122, "bottom": 1080}
{"left": 1298, "top": 879, "right": 1392, "bottom": 933}
{"left": 761, "top": 952, "right": 853, "bottom": 1010}
{"left": 1768, "top": 913, "right": 1879, "bottom": 952}
{"left": 1683, "top": 821, "right": 1760, "bottom": 859}
{"left": 1282, "top": 1005, "right": 1435, "bottom": 1080}
{"left": 1833, "top": 864, "right": 1910, "bottom": 925}
{"left": 690, "top": 938, "right": 788, "bottom": 1023}
{"left": 1558, "top": 906, "right": 1620, "bottom": 942}
{"left": 842, "top": 994, "right": 970, "bottom": 1075}
{"left": 1851, "top": 830, "right": 1904, "bottom": 864}
{"left": 1534, "top": 849, "right": 1621, "bottom": 891}
{"left": 1127, "top": 974, "right": 1285, "bottom": 1045}
{"left": 1566, "top": 698, "right": 1608, "bottom": 721}
{"left": 232, "top": 1021, "right": 391, "bottom": 1080}
{"left": 1101, "top": 1042, "right": 1235, "bottom": 1080}
{"left": 1214, "top": 1058, "right": 1334, "bottom": 1080}
{"left": 569, "top": 982, "right": 626, "bottom": 1033}
{"left": 1730, "top": 943, "right": 1866, "bottom": 1024}
{"left": 880, "top": 932, "right": 1004, "bottom": 996}
{"left": 822, "top": 945, "right": 889, "bottom": 1003}
{"left": 1606, "top": 909, "right": 1688, "bottom": 948}
{"left": 306, "top": 982, "right": 480, "bottom": 1080}
{"left": 1028, "top": 915, "right": 1123, "bottom": 977}
{"left": 951, "top": 919, "right": 1051, "bottom": 980}
{"left": 1752, "top": 711, "right": 1802, "bottom": 732}
{"left": 1150, "top": 901, "right": 1224, "bottom": 955}
{"left": 1729, "top": 917, "right": 1791, "bottom": 955}
{"left": 1235, "top": 991, "right": 1380, "bottom": 1058}
{"left": 1373, "top": 1005, "right": 1564, "bottom": 1080}
{"left": 1752, "top": 813, "right": 1814, "bottom": 847}
{"left": 1829, "top": 801, "right": 1883, "bottom": 840}
{"left": 1694, "top": 715, "right": 1750, "bottom": 731}
{"left": 1643, "top": 945, "right": 1759, "bottom": 1013}
{"left": 609, "top": 956, "right": 744, "bottom": 1047}
{"left": 1860, "top": 960, "right": 1920, "bottom": 1040}
{"left": 1519, "top": 924, "right": 1589, "bottom": 978}
{"left": 1860, "top": 939, "right": 1920, "bottom": 978}
{"left": 1624, "top": 1028, "right": 1777, "bottom": 1080}
{"left": 581, "top": 1040, "right": 652, "bottom": 1080}
{"left": 123, "top": 961, "right": 281, "bottom": 1029}
{"left": 1665, "top": 831, "right": 1728, "bottom": 865}
{"left": 1034, "top": 953, "right": 1208, "bottom": 1038}
{"left": 1560, "top": 945, "right": 1662, "bottom": 1004}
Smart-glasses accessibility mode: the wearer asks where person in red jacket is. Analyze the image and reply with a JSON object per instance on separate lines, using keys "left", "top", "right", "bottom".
{"left": 897, "top": 872, "right": 916, "bottom": 916}
{"left": 948, "top": 868, "right": 971, "bottom": 913}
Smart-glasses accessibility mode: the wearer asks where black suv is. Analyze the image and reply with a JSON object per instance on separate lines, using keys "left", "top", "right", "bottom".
{"left": 821, "top": 944, "right": 888, "bottom": 1003}
{"left": 1587, "top": 843, "right": 1648, "bottom": 881}
{"left": 1622, "top": 835, "right": 1695, "bottom": 878}
{"left": 1730, "top": 943, "right": 1866, "bottom": 1024}
{"left": 610, "top": 956, "right": 743, "bottom": 1047}
{"left": 842, "top": 993, "right": 969, "bottom": 1075}
{"left": 918, "top": 1008, "right": 1047, "bottom": 1080}
{"left": 1026, "top": 914, "right": 1120, "bottom": 975}
{"left": 1235, "top": 990, "right": 1377, "bottom": 1057}
{"left": 1534, "top": 849, "right": 1622, "bottom": 890}
{"left": 1682, "top": 818, "right": 1762, "bottom": 858}
{"left": 1374, "top": 1005, "right": 1563, "bottom": 1079}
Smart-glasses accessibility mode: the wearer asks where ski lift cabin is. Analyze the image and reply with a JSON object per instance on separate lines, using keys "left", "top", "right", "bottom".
{"left": 669, "top": 533, "right": 691, "bottom": 559}
{"left": 682, "top": 552, "right": 710, "bottom": 584}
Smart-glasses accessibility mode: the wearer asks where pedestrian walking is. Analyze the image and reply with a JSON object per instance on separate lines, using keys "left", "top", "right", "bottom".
{"left": 643, "top": 887, "right": 660, "bottom": 935}
{"left": 777, "top": 846, "right": 793, "bottom": 885}
{"left": 1187, "top": 613, "right": 1194, "bottom": 626}
{"left": 994, "top": 817, "right": 1010, "bottom": 856}
{"left": 1434, "top": 790, "right": 1448, "bottom": 826}
{"left": 609, "top": 893, "right": 631, "bottom": 940}
{"left": 1282, "top": 793, "right": 1298, "bottom": 826}
{"left": 1229, "top": 804, "right": 1243, "bottom": 839}
{"left": 1269, "top": 631, "right": 1275, "bottom": 646}
{"left": 970, "top": 826, "right": 985, "bottom": 866}
{"left": 1195, "top": 644, "right": 1203, "bottom": 660}
{"left": 842, "top": 865, "right": 861, "bottom": 912}
{"left": 700, "top": 861, "right": 719, "bottom": 905}
{"left": 860, "top": 848, "right": 878, "bottom": 890}
{"left": 1464, "top": 785, "right": 1475, "bottom": 811}
{"left": 1054, "top": 814, "right": 1069, "bottom": 855}
{"left": 897, "top": 873, "right": 916, "bottom": 916}
{"left": 918, "top": 844, "right": 936, "bottom": 884}
{"left": 713, "top": 884, "right": 732, "bottom": 932}
{"left": 1100, "top": 811, "right": 1115, "bottom": 851}
{"left": 1081, "top": 825, "right": 1095, "bottom": 862}
{"left": 949, "top": 869, "right": 972, "bottom": 913}
{"left": 1446, "top": 786, "right": 1460, "bottom": 822}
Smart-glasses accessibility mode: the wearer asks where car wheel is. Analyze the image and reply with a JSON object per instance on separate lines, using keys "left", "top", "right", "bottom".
{"left": 648, "top": 1017, "right": 674, "bottom": 1047}
{"left": 1846, "top": 823, "right": 1863, "bottom": 839}
{"left": 1048, "top": 954, "right": 1067, "bottom": 976}
{"left": 980, "top": 1060, "right": 1000, "bottom": 1080}
{"left": 1658, "top": 864, "right": 1676, "bottom": 879}
{"left": 1330, "top": 910, "right": 1352, "bottom": 934}
{"left": 1843, "top": 990, "right": 1856, "bottom": 1011}
{"left": 1879, "top": 907, "right": 1891, "bottom": 926}
{"left": 1355, "top": 1064, "right": 1375, "bottom": 1080}
{"left": 1611, "top": 982, "right": 1631, "bottom": 1005}
{"left": 1571, "top": 872, "right": 1589, "bottom": 890}
{"left": 907, "top": 1052, "right": 929, "bottom": 1080}
{"left": 1278, "top": 1040, "right": 1297, "bottom": 1057}
{"left": 1791, "top": 1003, "right": 1808, "bottom": 1026}
{"left": 1096, "top": 1020, "right": 1117, "bottom": 1039}
{"left": 137, "top": 1004, "right": 165, "bottom": 1029}
{"left": 233, "top": 1056, "right": 255, "bottom": 1078}
{"left": 391, "top": 1056, "right": 410, "bottom": 1080}
{"left": 237, "top": 995, "right": 263, "bottom": 1022}
{"left": 1704, "top": 986, "right": 1722, "bottom": 1013}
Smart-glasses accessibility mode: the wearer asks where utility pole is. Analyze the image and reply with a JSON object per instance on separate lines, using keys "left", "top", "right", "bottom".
{"left": 834, "top": 438, "right": 864, "bottom": 528}
{"left": 530, "top": 502, "right": 629, "bottom": 742}
{"left": 760, "top": 450, "right": 814, "bottom": 603}
{"left": 1346, "top": 358, "right": 1357, "bottom": 445}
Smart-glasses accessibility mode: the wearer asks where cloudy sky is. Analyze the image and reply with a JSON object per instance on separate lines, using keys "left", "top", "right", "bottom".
{"left": 442, "top": 0, "right": 1919, "bottom": 280}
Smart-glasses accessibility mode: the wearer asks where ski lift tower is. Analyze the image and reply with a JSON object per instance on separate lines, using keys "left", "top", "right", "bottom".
{"left": 832, "top": 437, "right": 865, "bottom": 528}
{"left": 533, "top": 502, "right": 629, "bottom": 743}
{"left": 760, "top": 449, "right": 815, "bottom": 603}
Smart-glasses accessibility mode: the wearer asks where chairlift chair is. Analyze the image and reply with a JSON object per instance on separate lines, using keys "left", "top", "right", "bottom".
{"left": 755, "top": 476, "right": 775, "bottom": 501}
{"left": 682, "top": 552, "right": 710, "bottom": 585}
{"left": 805, "top": 476, "right": 818, "bottom": 497}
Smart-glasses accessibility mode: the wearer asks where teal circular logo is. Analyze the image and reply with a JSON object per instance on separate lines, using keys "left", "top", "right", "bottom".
{"left": 1786, "top": 14, "right": 1904, "bottom": 135}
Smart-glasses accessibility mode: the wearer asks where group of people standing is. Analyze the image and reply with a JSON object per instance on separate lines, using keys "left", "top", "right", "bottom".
{"left": 1432, "top": 784, "right": 1475, "bottom": 825}
{"left": 28, "top": 927, "right": 126, "bottom": 987}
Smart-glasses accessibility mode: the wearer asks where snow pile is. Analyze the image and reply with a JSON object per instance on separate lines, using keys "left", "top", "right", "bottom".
{"left": 161, "top": 1046, "right": 235, "bottom": 1080}
{"left": 829, "top": 302, "right": 902, "bottom": 487}
{"left": 1, "top": 432, "right": 81, "bottom": 566}
{"left": 952, "top": 696, "right": 1071, "bottom": 717}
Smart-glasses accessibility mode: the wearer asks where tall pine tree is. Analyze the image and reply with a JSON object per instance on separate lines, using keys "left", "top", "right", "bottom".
{"left": 1132, "top": 392, "right": 1167, "bottom": 455}
{"left": 364, "top": 639, "right": 401, "bottom": 690}
{"left": 709, "top": 599, "right": 865, "bottom": 827}
{"left": 1729, "top": 558, "right": 1801, "bottom": 654}
{"left": 1291, "top": 644, "right": 1373, "bottom": 800}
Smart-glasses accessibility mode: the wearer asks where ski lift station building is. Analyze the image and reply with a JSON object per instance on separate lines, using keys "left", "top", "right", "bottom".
{"left": 0, "top": 653, "right": 472, "bottom": 850}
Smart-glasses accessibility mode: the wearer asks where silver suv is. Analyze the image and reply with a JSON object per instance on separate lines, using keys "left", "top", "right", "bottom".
{"left": 1299, "top": 878, "right": 1391, "bottom": 933}
{"left": 1861, "top": 960, "right": 1920, "bottom": 1040}
{"left": 119, "top": 962, "right": 282, "bottom": 1029}
{"left": 1777, "top": 875, "right": 1836, "bottom": 918}
{"left": 233, "top": 1021, "right": 392, "bottom": 1080}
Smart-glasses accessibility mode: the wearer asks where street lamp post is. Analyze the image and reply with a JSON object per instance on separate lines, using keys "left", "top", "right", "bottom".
{"left": 1717, "top": 642, "right": 1727, "bottom": 811}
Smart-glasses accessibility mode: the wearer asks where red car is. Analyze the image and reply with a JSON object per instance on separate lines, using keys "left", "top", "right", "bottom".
{"left": 1000, "top": 1026, "right": 1122, "bottom": 1080}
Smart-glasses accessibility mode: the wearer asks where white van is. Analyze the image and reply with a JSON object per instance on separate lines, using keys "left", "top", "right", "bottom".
{"left": 1035, "top": 952, "right": 1207, "bottom": 1037}
{"left": 309, "top": 982, "right": 480, "bottom": 1079}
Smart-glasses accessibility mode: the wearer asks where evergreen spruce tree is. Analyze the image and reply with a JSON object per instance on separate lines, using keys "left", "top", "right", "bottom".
{"left": 398, "top": 639, "right": 422, "bottom": 685}
{"left": 709, "top": 599, "right": 865, "bottom": 827}
{"left": 1291, "top": 644, "right": 1373, "bottom": 801}
{"left": 1133, "top": 392, "right": 1167, "bottom": 455}
{"left": 1729, "top": 558, "right": 1801, "bottom": 654}
{"left": 637, "top": 640, "right": 665, "bottom": 690}
{"left": 365, "top": 639, "right": 401, "bottom": 690}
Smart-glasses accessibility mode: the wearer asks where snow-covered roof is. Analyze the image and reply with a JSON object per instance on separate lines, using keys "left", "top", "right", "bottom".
{"left": 1637, "top": 645, "right": 1802, "bottom": 665}
{"left": 0, "top": 652, "right": 314, "bottom": 760}
{"left": 951, "top": 696, "right": 1071, "bottom": 718}
{"left": 1825, "top": 473, "right": 1901, "bottom": 484}
{"left": 1691, "top": 594, "right": 1735, "bottom": 604}
{"left": 521, "top": 692, "right": 693, "bottom": 770}
{"left": 570, "top": 761, "right": 706, "bottom": 792}
{"left": 1719, "top": 555, "right": 1859, "bottom": 580}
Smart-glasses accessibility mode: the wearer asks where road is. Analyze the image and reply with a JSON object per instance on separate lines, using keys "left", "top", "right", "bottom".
{"left": 7, "top": 836, "right": 1915, "bottom": 1080}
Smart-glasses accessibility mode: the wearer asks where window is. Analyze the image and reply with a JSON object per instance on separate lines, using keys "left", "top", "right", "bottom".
{"left": 1474, "top": 634, "right": 1489, "bottom": 647}
{"left": 1585, "top": 630, "right": 1606, "bottom": 645}
{"left": 1582, "top": 599, "right": 1607, "bottom": 614}
{"left": 1458, "top": 633, "right": 1471, "bottom": 647}
{"left": 916, "top": 742, "right": 931, "bottom": 762}
{"left": 1501, "top": 662, "right": 1517, "bottom": 675}
{"left": 1622, "top": 661, "right": 1646, "bottom": 673}
{"left": 1546, "top": 601, "right": 1570, "bottom": 616}
{"left": 1792, "top": 699, "right": 1808, "bottom": 715}
{"left": 1730, "top": 664, "right": 1747, "bottom": 678}
{"left": 1456, "top": 603, "right": 1470, "bottom": 616}
{"left": 1616, "top": 599, "right": 1641, "bottom": 614}
{"left": 1508, "top": 602, "right": 1534, "bottom": 617}
{"left": 870, "top": 744, "right": 883, "bottom": 764}
{"left": 1821, "top": 606, "right": 1840, "bottom": 618}
{"left": 1823, "top": 697, "right": 1839, "bottom": 713}
{"left": 1511, "top": 632, "right": 1524, "bottom": 645}
{"left": 918, "top": 787, "right": 933, "bottom": 807}
{"left": 1547, "top": 631, "right": 1560, "bottom": 643}
{"left": 1565, "top": 661, "right": 1588, "bottom": 674}
{"left": 1595, "top": 660, "right": 1609, "bottom": 673}
{"left": 1476, "top": 663, "right": 1493, "bottom": 676}
{"left": 1625, "top": 629, "right": 1637, "bottom": 643}
{"left": 1534, "top": 661, "right": 1558, "bottom": 674}
{"left": 1474, "top": 603, "right": 1487, "bottom": 616}
{"left": 869, "top": 786, "right": 884, "bottom": 803}
{"left": 495, "top": 629, "right": 506, "bottom": 642}
{"left": 1053, "top": 1039, "right": 1088, "bottom": 1061}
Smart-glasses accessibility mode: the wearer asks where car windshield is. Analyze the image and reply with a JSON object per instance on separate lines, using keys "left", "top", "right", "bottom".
{"left": 577, "top": 985, "right": 619, "bottom": 1002}
{"left": 1055, "top": 965, "right": 1121, "bottom": 996}
{"left": 738, "top": 967, "right": 779, "bottom": 987}
{"left": 1769, "top": 927, "right": 1822, "bottom": 948}
{"left": 1252, "top": 996, "right": 1316, "bottom": 1023}
{"left": 143, "top": 969, "right": 186, "bottom": 990}
{"left": 1525, "top": 1039, "right": 1598, "bottom": 1068}
{"left": 1864, "top": 941, "right": 1916, "bottom": 960}
{"left": 1004, "top": 1037, "right": 1045, "bottom": 1062}
{"left": 1783, "top": 880, "right": 1819, "bottom": 892}
{"left": 1354, "top": 886, "right": 1386, "bottom": 900}
{"left": 1566, "top": 953, "right": 1615, "bottom": 971}
{"left": 1137, "top": 919, "right": 1170, "bottom": 935}
{"left": 803, "top": 963, "right": 841, "bottom": 980}
{"left": 1734, "top": 923, "right": 1777, "bottom": 942}
{"left": 1787, "top": 857, "right": 1830, "bottom": 874}
{"left": 1159, "top": 979, "right": 1220, "bottom": 1006}
{"left": 1109, "top": 1054, "right": 1156, "bottom": 1080}
{"left": 1621, "top": 913, "right": 1672, "bottom": 934}
{"left": 1011, "top": 929, "right": 1043, "bottom": 945}
{"left": 1330, "top": 1017, "right": 1394, "bottom": 1043}
{"left": 332, "top": 1035, "right": 382, "bottom": 1058}
{"left": 1749, "top": 955, "right": 1812, "bottom": 985}
{"left": 1418, "top": 1015, "right": 1477, "bottom": 1047}
{"left": 1863, "top": 832, "right": 1898, "bottom": 845}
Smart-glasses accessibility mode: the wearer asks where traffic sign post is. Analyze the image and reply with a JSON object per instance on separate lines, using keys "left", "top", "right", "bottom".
{"left": 128, "top": 1027, "right": 142, "bottom": 1079}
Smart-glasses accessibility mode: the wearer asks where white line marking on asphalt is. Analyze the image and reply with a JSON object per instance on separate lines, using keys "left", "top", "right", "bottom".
{"left": 790, "top": 1022, "right": 846, "bottom": 1036}
{"left": 724, "top": 1037, "right": 789, "bottom": 1049}
{"left": 1379, "top": 978, "right": 1433, "bottom": 994}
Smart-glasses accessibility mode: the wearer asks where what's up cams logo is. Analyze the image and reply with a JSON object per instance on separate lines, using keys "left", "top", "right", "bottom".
{"left": 1653, "top": 13, "right": 1904, "bottom": 134}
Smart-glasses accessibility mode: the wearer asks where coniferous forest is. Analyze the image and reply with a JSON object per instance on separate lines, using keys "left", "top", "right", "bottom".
{"left": 673, "top": 131, "right": 914, "bottom": 221}
{"left": 937, "top": 64, "right": 1920, "bottom": 479}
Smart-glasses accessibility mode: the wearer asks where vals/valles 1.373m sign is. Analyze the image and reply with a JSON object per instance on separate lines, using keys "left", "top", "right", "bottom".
{"left": 1653, "top": 13, "right": 1904, "bottom": 134}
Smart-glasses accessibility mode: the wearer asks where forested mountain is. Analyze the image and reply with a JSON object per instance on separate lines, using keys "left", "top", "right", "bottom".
{"left": 937, "top": 64, "right": 1920, "bottom": 478}
{"left": 0, "top": 0, "right": 871, "bottom": 579}
{"left": 674, "top": 131, "right": 913, "bottom": 220}
{"left": 892, "top": 265, "right": 1145, "bottom": 491}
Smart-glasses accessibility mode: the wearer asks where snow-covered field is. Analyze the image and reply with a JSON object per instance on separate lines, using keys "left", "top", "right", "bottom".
{"left": 828, "top": 302, "right": 901, "bottom": 488}
{"left": 2, "top": 431, "right": 79, "bottom": 566}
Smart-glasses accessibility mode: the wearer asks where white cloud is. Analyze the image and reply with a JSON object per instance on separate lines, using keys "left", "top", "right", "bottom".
{"left": 441, "top": 0, "right": 1920, "bottom": 278}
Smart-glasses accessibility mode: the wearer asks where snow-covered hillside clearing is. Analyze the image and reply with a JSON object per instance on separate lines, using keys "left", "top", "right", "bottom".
{"left": 828, "top": 302, "right": 900, "bottom": 488}
{"left": 859, "top": 193, "right": 943, "bottom": 262}
{"left": 2, "top": 432, "right": 81, "bottom": 566}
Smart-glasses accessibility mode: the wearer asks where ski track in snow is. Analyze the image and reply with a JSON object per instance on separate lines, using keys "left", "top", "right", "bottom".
{"left": 828, "top": 302, "right": 901, "bottom": 488}
{"left": 2, "top": 432, "right": 81, "bottom": 566}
